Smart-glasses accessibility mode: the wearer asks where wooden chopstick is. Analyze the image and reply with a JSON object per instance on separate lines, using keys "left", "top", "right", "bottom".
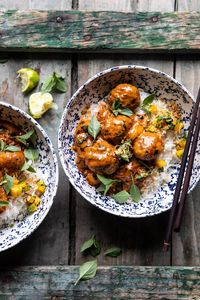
{"left": 163, "top": 88, "right": 200, "bottom": 251}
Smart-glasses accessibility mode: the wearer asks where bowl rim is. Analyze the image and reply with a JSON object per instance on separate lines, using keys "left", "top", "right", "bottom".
{"left": 58, "top": 64, "right": 197, "bottom": 218}
{"left": 0, "top": 101, "right": 59, "bottom": 251}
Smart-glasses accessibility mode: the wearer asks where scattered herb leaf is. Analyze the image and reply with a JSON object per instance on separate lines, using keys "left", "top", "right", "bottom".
{"left": 104, "top": 246, "right": 122, "bottom": 257}
{"left": 16, "top": 129, "right": 35, "bottom": 145}
{"left": 116, "top": 139, "right": 132, "bottom": 162}
{"left": 80, "top": 235, "right": 101, "bottom": 257}
{"left": 3, "top": 174, "right": 14, "bottom": 194}
{"left": 97, "top": 175, "right": 120, "bottom": 196}
{"left": 112, "top": 190, "right": 130, "bottom": 204}
{"left": 111, "top": 100, "right": 133, "bottom": 117}
{"left": 0, "top": 59, "right": 8, "bottom": 64}
{"left": 21, "top": 161, "right": 36, "bottom": 173}
{"left": 141, "top": 94, "right": 156, "bottom": 115}
{"left": 130, "top": 184, "right": 141, "bottom": 203}
{"left": 0, "top": 141, "right": 21, "bottom": 152}
{"left": 0, "top": 201, "right": 9, "bottom": 206}
{"left": 81, "top": 235, "right": 95, "bottom": 253}
{"left": 75, "top": 260, "right": 97, "bottom": 285}
{"left": 88, "top": 116, "right": 100, "bottom": 140}
{"left": 24, "top": 148, "right": 39, "bottom": 162}
{"left": 41, "top": 72, "right": 67, "bottom": 93}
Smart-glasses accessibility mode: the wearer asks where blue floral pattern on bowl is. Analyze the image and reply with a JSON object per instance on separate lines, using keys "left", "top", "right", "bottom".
{"left": 58, "top": 65, "right": 200, "bottom": 218}
{"left": 0, "top": 102, "right": 58, "bottom": 251}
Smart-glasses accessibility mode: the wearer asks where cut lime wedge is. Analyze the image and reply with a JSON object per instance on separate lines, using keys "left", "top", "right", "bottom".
{"left": 17, "top": 68, "right": 39, "bottom": 94}
{"left": 29, "top": 92, "right": 57, "bottom": 119}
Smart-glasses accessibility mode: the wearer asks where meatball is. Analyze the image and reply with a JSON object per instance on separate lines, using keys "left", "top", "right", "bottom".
{"left": 74, "top": 132, "right": 93, "bottom": 159}
{"left": 0, "top": 151, "right": 25, "bottom": 171}
{"left": 84, "top": 138, "right": 119, "bottom": 175}
{"left": 132, "top": 132, "right": 164, "bottom": 161}
{"left": 126, "top": 123, "right": 144, "bottom": 141}
{"left": 109, "top": 83, "right": 140, "bottom": 110}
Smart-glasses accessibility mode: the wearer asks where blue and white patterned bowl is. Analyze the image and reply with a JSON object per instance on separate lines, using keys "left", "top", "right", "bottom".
{"left": 0, "top": 102, "right": 58, "bottom": 251}
{"left": 58, "top": 65, "right": 200, "bottom": 218}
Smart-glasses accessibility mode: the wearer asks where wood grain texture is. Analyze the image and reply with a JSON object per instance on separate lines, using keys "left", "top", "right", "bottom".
{"left": 0, "top": 0, "right": 71, "bottom": 9}
{"left": 0, "top": 265, "right": 200, "bottom": 299}
{"left": 75, "top": 0, "right": 174, "bottom": 267}
{"left": 0, "top": 54, "right": 72, "bottom": 265}
{"left": 0, "top": 10, "right": 199, "bottom": 52}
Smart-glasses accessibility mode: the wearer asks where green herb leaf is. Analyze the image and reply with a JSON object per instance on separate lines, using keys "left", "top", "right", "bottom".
{"left": 116, "top": 140, "right": 132, "bottom": 162}
{"left": 80, "top": 235, "right": 101, "bottom": 257}
{"left": 24, "top": 148, "right": 39, "bottom": 162}
{"left": 112, "top": 190, "right": 130, "bottom": 204}
{"left": 41, "top": 72, "right": 67, "bottom": 93}
{"left": 54, "top": 76, "right": 67, "bottom": 92}
{"left": 0, "top": 59, "right": 8, "bottom": 64}
{"left": 96, "top": 175, "right": 120, "bottom": 196}
{"left": 75, "top": 260, "right": 97, "bottom": 285}
{"left": 111, "top": 100, "right": 133, "bottom": 117}
{"left": 104, "top": 246, "right": 122, "bottom": 257}
{"left": 130, "top": 184, "right": 141, "bottom": 203}
{"left": 142, "top": 94, "right": 156, "bottom": 106}
{"left": 41, "top": 73, "right": 56, "bottom": 93}
{"left": 4, "top": 145, "right": 21, "bottom": 152}
{"left": 88, "top": 116, "right": 100, "bottom": 140}
{"left": 0, "top": 201, "right": 9, "bottom": 206}
{"left": 80, "top": 235, "right": 95, "bottom": 253}
{"left": 16, "top": 129, "right": 35, "bottom": 145}
{"left": 3, "top": 174, "right": 14, "bottom": 194}
{"left": 0, "top": 140, "right": 5, "bottom": 151}
{"left": 21, "top": 161, "right": 36, "bottom": 173}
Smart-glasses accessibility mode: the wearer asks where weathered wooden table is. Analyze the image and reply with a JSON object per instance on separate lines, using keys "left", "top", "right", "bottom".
{"left": 0, "top": 0, "right": 200, "bottom": 299}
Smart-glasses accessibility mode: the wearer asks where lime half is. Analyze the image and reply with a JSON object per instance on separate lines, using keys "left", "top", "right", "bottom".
{"left": 29, "top": 92, "right": 57, "bottom": 119}
{"left": 17, "top": 68, "right": 39, "bottom": 94}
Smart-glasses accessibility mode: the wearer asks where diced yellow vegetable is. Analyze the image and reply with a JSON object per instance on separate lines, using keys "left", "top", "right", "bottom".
{"left": 26, "top": 196, "right": 35, "bottom": 204}
{"left": 176, "top": 149, "right": 184, "bottom": 158}
{"left": 27, "top": 203, "right": 38, "bottom": 213}
{"left": 37, "top": 185, "right": 46, "bottom": 195}
{"left": 147, "top": 125, "right": 156, "bottom": 133}
{"left": 13, "top": 179, "right": 19, "bottom": 185}
{"left": 34, "top": 196, "right": 41, "bottom": 206}
{"left": 19, "top": 181, "right": 27, "bottom": 189}
{"left": 155, "top": 159, "right": 167, "bottom": 169}
{"left": 37, "top": 180, "right": 45, "bottom": 186}
{"left": 10, "top": 185, "right": 23, "bottom": 197}
{"left": 150, "top": 105, "right": 158, "bottom": 113}
{"left": 176, "top": 138, "right": 186, "bottom": 150}
{"left": 175, "top": 122, "right": 184, "bottom": 134}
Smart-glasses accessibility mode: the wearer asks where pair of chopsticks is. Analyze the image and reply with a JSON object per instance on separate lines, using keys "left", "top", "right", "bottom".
{"left": 163, "top": 88, "right": 200, "bottom": 252}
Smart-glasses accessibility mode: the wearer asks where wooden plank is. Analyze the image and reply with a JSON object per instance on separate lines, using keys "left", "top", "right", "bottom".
{"left": 0, "top": 54, "right": 72, "bottom": 265}
{"left": 0, "top": 10, "right": 199, "bottom": 53}
{"left": 75, "top": 0, "right": 174, "bottom": 267}
{"left": 171, "top": 0, "right": 200, "bottom": 266}
{"left": 0, "top": 0, "right": 71, "bottom": 9}
{"left": 0, "top": 266, "right": 200, "bottom": 299}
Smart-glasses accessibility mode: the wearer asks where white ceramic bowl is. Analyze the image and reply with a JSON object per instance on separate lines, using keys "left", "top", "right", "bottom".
{"left": 0, "top": 102, "right": 58, "bottom": 251}
{"left": 58, "top": 65, "right": 200, "bottom": 218}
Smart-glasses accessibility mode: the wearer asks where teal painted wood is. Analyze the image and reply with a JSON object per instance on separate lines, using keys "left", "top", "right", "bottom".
{"left": 0, "top": 266, "right": 200, "bottom": 299}
{"left": 0, "top": 10, "right": 200, "bottom": 52}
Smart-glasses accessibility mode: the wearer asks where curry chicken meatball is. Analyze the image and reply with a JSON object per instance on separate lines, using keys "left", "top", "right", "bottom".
{"left": 84, "top": 138, "right": 119, "bottom": 175}
{"left": 132, "top": 132, "right": 164, "bottom": 161}
{"left": 109, "top": 83, "right": 140, "bottom": 110}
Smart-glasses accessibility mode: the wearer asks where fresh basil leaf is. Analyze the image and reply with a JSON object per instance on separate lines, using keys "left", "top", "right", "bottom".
{"left": 24, "top": 148, "right": 39, "bottom": 162}
{"left": 111, "top": 100, "right": 133, "bottom": 117}
{"left": 41, "top": 72, "right": 56, "bottom": 93}
{"left": 130, "top": 184, "right": 141, "bottom": 203}
{"left": 142, "top": 94, "right": 156, "bottom": 106}
{"left": 104, "top": 246, "right": 122, "bottom": 257}
{"left": 97, "top": 174, "right": 118, "bottom": 186}
{"left": 112, "top": 190, "right": 130, "bottom": 204}
{"left": 141, "top": 106, "right": 151, "bottom": 116}
{"left": 117, "top": 107, "right": 133, "bottom": 117}
{"left": 80, "top": 235, "right": 95, "bottom": 253}
{"left": 16, "top": 129, "right": 35, "bottom": 145}
{"left": 3, "top": 174, "right": 13, "bottom": 194}
{"left": 0, "top": 59, "right": 8, "bottom": 64}
{"left": 0, "top": 140, "right": 5, "bottom": 151}
{"left": 90, "top": 239, "right": 101, "bottom": 257}
{"left": 0, "top": 201, "right": 9, "bottom": 206}
{"left": 54, "top": 76, "right": 67, "bottom": 93}
{"left": 4, "top": 145, "right": 21, "bottom": 152}
{"left": 96, "top": 184, "right": 106, "bottom": 193}
{"left": 88, "top": 116, "right": 100, "bottom": 140}
{"left": 21, "top": 161, "right": 36, "bottom": 173}
{"left": 74, "top": 260, "right": 97, "bottom": 285}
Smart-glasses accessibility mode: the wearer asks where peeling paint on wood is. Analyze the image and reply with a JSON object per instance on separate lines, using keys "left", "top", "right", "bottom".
{"left": 0, "top": 10, "right": 199, "bottom": 52}
{"left": 0, "top": 266, "right": 200, "bottom": 299}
